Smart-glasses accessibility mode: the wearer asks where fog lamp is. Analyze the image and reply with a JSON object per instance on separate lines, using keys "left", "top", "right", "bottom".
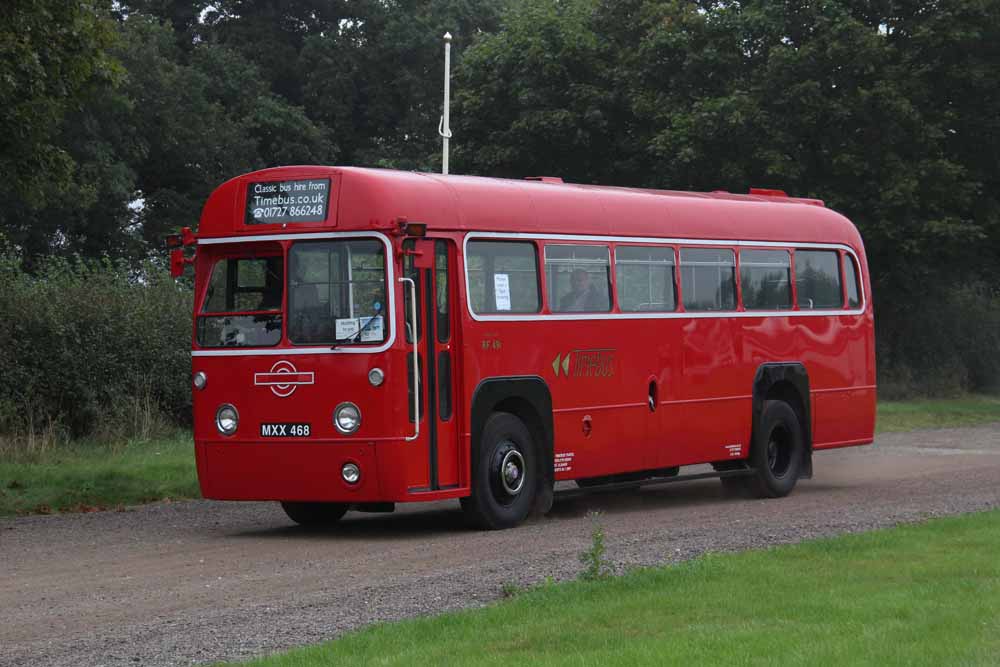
{"left": 342, "top": 463, "right": 361, "bottom": 484}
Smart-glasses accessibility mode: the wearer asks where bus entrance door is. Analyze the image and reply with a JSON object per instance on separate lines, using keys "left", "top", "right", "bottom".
{"left": 404, "top": 239, "right": 460, "bottom": 491}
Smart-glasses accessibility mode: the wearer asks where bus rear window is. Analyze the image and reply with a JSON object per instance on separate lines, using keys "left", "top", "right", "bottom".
{"left": 197, "top": 256, "right": 283, "bottom": 348}
{"left": 844, "top": 254, "right": 861, "bottom": 308}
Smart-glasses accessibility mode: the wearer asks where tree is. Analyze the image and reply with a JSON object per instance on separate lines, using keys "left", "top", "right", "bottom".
{"left": 0, "top": 1, "right": 119, "bottom": 256}
{"left": 453, "top": 0, "right": 621, "bottom": 182}
{"left": 118, "top": 16, "right": 335, "bottom": 247}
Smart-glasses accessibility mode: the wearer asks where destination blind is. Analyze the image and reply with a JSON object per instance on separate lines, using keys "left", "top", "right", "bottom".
{"left": 245, "top": 178, "right": 331, "bottom": 225}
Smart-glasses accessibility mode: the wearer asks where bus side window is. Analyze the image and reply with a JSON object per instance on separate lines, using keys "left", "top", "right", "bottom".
{"left": 740, "top": 249, "right": 791, "bottom": 310}
{"left": 615, "top": 246, "right": 677, "bottom": 312}
{"left": 545, "top": 244, "right": 612, "bottom": 313}
{"left": 680, "top": 248, "right": 736, "bottom": 311}
{"left": 843, "top": 253, "right": 861, "bottom": 309}
{"left": 796, "top": 250, "right": 841, "bottom": 309}
{"left": 466, "top": 241, "right": 541, "bottom": 314}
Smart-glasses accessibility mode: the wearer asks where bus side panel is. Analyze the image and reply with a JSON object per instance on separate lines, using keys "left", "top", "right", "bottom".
{"left": 462, "top": 318, "right": 648, "bottom": 482}
{"left": 643, "top": 323, "right": 682, "bottom": 470}
{"left": 671, "top": 317, "right": 748, "bottom": 464}
{"left": 811, "top": 313, "right": 877, "bottom": 448}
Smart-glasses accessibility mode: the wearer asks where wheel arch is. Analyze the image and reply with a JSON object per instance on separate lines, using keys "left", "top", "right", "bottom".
{"left": 752, "top": 363, "right": 813, "bottom": 478}
{"left": 470, "top": 376, "right": 554, "bottom": 514}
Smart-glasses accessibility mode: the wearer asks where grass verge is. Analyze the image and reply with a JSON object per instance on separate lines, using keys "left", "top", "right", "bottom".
{"left": 0, "top": 432, "right": 198, "bottom": 516}
{"left": 877, "top": 394, "right": 1000, "bottom": 433}
{"left": 223, "top": 510, "right": 1000, "bottom": 667}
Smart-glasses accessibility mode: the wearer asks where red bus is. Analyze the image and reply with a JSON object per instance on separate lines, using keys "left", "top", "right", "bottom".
{"left": 173, "top": 166, "right": 875, "bottom": 529}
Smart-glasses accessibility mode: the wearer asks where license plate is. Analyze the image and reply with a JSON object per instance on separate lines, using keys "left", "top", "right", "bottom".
{"left": 260, "top": 423, "right": 311, "bottom": 437}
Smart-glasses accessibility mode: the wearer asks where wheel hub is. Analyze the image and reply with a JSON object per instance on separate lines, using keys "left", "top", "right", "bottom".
{"left": 499, "top": 448, "right": 525, "bottom": 495}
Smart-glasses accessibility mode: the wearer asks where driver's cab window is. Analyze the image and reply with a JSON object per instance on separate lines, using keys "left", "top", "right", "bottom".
{"left": 289, "top": 239, "right": 387, "bottom": 344}
{"left": 197, "top": 252, "right": 283, "bottom": 348}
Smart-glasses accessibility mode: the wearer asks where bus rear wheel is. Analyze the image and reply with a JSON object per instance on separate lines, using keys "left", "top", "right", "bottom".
{"left": 747, "top": 400, "right": 804, "bottom": 498}
{"left": 461, "top": 412, "right": 537, "bottom": 530}
{"left": 280, "top": 501, "right": 349, "bottom": 526}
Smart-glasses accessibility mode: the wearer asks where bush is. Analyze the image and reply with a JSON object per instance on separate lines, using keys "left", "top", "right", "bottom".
{"left": 0, "top": 251, "right": 192, "bottom": 442}
{"left": 876, "top": 283, "right": 1000, "bottom": 398}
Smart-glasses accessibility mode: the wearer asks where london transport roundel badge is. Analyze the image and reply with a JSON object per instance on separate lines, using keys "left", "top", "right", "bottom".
{"left": 253, "top": 360, "right": 315, "bottom": 398}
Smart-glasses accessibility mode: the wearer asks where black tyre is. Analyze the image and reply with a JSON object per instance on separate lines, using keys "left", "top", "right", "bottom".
{"left": 747, "top": 400, "right": 805, "bottom": 498}
{"left": 461, "top": 412, "right": 537, "bottom": 530}
{"left": 280, "top": 501, "right": 349, "bottom": 526}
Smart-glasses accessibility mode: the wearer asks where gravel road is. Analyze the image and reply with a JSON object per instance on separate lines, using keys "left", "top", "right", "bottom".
{"left": 2, "top": 424, "right": 999, "bottom": 667}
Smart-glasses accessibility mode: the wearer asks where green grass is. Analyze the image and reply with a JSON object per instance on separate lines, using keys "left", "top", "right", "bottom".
{"left": 0, "top": 432, "right": 198, "bottom": 516}
{"left": 877, "top": 394, "right": 1000, "bottom": 433}
{"left": 224, "top": 511, "right": 1000, "bottom": 667}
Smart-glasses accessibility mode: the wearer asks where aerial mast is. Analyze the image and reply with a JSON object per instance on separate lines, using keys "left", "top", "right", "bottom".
{"left": 439, "top": 32, "right": 453, "bottom": 175}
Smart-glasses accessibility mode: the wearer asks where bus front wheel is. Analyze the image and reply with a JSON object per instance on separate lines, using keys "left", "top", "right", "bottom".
{"left": 747, "top": 400, "right": 804, "bottom": 498}
{"left": 461, "top": 412, "right": 537, "bottom": 530}
{"left": 280, "top": 501, "right": 349, "bottom": 526}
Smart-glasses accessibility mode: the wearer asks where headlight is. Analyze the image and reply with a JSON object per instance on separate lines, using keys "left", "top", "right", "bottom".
{"left": 334, "top": 402, "right": 361, "bottom": 434}
{"left": 193, "top": 371, "right": 207, "bottom": 390}
{"left": 368, "top": 368, "right": 385, "bottom": 387}
{"left": 215, "top": 404, "right": 239, "bottom": 436}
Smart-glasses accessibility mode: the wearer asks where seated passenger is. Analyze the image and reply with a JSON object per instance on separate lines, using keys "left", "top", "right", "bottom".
{"left": 559, "top": 268, "right": 602, "bottom": 312}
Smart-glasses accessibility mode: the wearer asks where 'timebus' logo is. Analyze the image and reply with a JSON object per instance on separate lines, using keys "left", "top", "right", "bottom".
{"left": 254, "top": 360, "right": 315, "bottom": 398}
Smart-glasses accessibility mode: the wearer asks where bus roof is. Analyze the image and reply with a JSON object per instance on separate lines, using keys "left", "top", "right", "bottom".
{"left": 197, "top": 166, "right": 864, "bottom": 251}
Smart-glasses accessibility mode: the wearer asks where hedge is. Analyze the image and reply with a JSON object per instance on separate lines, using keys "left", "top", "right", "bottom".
{"left": 0, "top": 252, "right": 192, "bottom": 440}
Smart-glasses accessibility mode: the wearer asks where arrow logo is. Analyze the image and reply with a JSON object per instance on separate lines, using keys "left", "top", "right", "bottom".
{"left": 551, "top": 352, "right": 572, "bottom": 377}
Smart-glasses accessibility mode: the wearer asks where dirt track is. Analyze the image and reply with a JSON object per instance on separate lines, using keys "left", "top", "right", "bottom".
{"left": 2, "top": 424, "right": 999, "bottom": 667}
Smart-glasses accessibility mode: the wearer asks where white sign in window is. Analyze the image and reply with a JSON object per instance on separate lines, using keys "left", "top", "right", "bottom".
{"left": 494, "top": 273, "right": 512, "bottom": 311}
{"left": 335, "top": 318, "right": 360, "bottom": 340}
{"left": 359, "top": 315, "right": 384, "bottom": 342}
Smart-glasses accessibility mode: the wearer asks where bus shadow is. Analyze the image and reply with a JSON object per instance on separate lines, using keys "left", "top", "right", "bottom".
{"left": 230, "top": 502, "right": 469, "bottom": 540}
{"left": 230, "top": 476, "right": 833, "bottom": 539}
{"left": 546, "top": 474, "right": 834, "bottom": 520}
{"left": 547, "top": 478, "right": 732, "bottom": 519}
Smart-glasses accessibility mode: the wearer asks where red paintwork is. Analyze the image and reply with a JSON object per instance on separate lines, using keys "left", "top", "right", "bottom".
{"left": 190, "top": 166, "right": 876, "bottom": 504}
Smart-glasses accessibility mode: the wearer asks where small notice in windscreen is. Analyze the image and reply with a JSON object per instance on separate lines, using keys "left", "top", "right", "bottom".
{"left": 334, "top": 316, "right": 384, "bottom": 343}
{"left": 359, "top": 316, "right": 384, "bottom": 342}
{"left": 335, "top": 318, "right": 359, "bottom": 340}
{"left": 246, "top": 178, "right": 331, "bottom": 225}
{"left": 494, "top": 273, "right": 512, "bottom": 311}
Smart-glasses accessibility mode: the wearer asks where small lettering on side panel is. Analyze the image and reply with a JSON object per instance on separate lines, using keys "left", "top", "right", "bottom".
{"left": 554, "top": 452, "right": 575, "bottom": 472}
